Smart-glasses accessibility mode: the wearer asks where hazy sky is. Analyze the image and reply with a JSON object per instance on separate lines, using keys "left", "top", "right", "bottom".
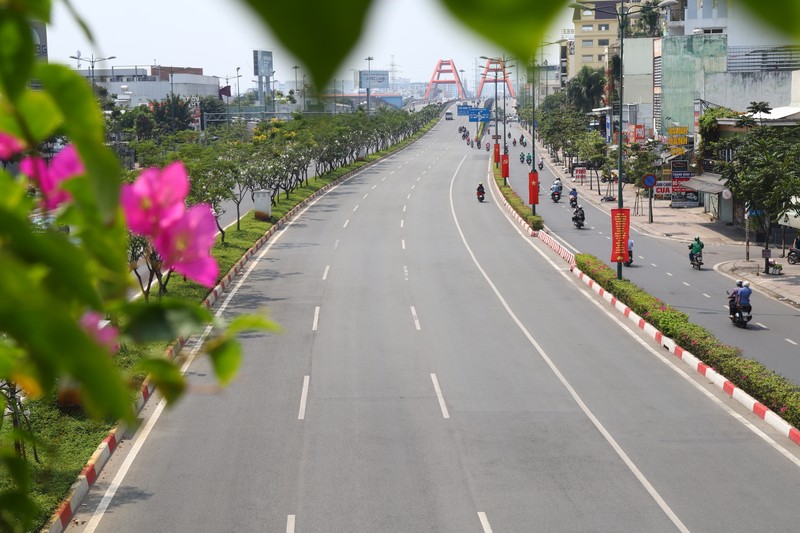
{"left": 47, "top": 0, "right": 573, "bottom": 92}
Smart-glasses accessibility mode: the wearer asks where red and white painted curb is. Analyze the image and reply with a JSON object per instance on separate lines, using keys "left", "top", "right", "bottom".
{"left": 46, "top": 157, "right": 392, "bottom": 532}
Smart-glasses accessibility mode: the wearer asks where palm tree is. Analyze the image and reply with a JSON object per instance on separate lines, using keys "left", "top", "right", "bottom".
{"left": 566, "top": 66, "right": 606, "bottom": 113}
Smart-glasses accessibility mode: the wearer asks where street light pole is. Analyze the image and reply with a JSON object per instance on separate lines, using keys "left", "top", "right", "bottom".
{"left": 365, "top": 56, "right": 374, "bottom": 114}
{"left": 69, "top": 54, "right": 116, "bottom": 95}
{"left": 236, "top": 66, "right": 241, "bottom": 114}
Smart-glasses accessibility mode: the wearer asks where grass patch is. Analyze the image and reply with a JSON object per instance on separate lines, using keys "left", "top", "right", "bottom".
{"left": 491, "top": 165, "right": 544, "bottom": 230}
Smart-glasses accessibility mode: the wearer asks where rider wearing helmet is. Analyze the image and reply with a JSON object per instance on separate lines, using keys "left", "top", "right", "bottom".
{"left": 729, "top": 280, "right": 743, "bottom": 316}
{"left": 736, "top": 280, "right": 753, "bottom": 313}
{"left": 477, "top": 182, "right": 485, "bottom": 195}
{"left": 573, "top": 204, "right": 585, "bottom": 221}
{"left": 689, "top": 236, "right": 704, "bottom": 264}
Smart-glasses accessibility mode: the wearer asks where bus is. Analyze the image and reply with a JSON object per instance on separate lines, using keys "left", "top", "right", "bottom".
{"left": 445, "top": 111, "right": 453, "bottom": 120}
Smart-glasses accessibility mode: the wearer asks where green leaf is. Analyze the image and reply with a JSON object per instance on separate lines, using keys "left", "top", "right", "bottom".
{"left": 15, "top": 89, "right": 63, "bottom": 142}
{"left": 240, "top": 0, "right": 372, "bottom": 89}
{"left": 123, "top": 299, "right": 213, "bottom": 343}
{"left": 35, "top": 63, "right": 121, "bottom": 223}
{"left": 736, "top": 0, "right": 800, "bottom": 42}
{"left": 135, "top": 358, "right": 185, "bottom": 405}
{"left": 224, "top": 313, "right": 281, "bottom": 336}
{"left": 0, "top": 208, "right": 103, "bottom": 309}
{"left": 0, "top": 446, "right": 32, "bottom": 492}
{"left": 0, "top": 13, "right": 33, "bottom": 100}
{"left": 206, "top": 336, "right": 242, "bottom": 386}
{"left": 439, "top": 0, "right": 564, "bottom": 64}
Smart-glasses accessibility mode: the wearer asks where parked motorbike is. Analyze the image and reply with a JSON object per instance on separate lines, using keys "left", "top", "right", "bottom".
{"left": 551, "top": 191, "right": 561, "bottom": 203}
{"left": 788, "top": 247, "right": 799, "bottom": 264}
{"left": 727, "top": 292, "right": 753, "bottom": 328}
{"left": 690, "top": 251, "right": 703, "bottom": 270}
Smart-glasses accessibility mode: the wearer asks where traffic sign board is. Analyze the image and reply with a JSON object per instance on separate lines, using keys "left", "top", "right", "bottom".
{"left": 643, "top": 174, "right": 657, "bottom": 188}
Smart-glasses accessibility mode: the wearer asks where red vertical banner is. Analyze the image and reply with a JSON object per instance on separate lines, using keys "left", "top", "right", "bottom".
{"left": 501, "top": 154, "right": 509, "bottom": 178}
{"left": 610, "top": 208, "right": 630, "bottom": 263}
{"left": 493, "top": 143, "right": 500, "bottom": 164}
{"left": 528, "top": 171, "right": 539, "bottom": 204}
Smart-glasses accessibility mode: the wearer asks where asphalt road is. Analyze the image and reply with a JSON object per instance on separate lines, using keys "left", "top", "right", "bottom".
{"left": 501, "top": 124, "right": 800, "bottom": 385}
{"left": 68, "top": 113, "right": 800, "bottom": 533}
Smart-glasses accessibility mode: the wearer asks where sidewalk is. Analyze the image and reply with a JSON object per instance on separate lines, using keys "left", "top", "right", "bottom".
{"left": 534, "top": 137, "right": 800, "bottom": 309}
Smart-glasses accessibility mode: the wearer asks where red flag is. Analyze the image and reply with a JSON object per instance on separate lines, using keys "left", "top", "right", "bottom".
{"left": 528, "top": 171, "right": 539, "bottom": 205}
{"left": 218, "top": 85, "right": 232, "bottom": 98}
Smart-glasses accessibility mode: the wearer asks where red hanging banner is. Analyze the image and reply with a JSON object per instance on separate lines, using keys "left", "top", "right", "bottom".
{"left": 528, "top": 171, "right": 539, "bottom": 205}
{"left": 493, "top": 143, "right": 500, "bottom": 164}
{"left": 610, "top": 208, "right": 631, "bottom": 263}
{"left": 501, "top": 154, "right": 509, "bottom": 178}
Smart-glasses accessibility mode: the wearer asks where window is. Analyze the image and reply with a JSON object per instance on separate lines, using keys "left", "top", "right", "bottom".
{"left": 598, "top": 39, "right": 610, "bottom": 46}
{"left": 581, "top": 55, "right": 594, "bottom": 62}
{"left": 598, "top": 23, "right": 610, "bottom": 31}
{"left": 598, "top": 54, "right": 606, "bottom": 62}
{"left": 582, "top": 24, "right": 593, "bottom": 31}
{"left": 582, "top": 39, "right": 593, "bottom": 47}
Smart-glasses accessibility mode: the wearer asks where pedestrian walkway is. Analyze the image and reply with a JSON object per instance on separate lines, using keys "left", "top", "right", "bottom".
{"left": 528, "top": 133, "right": 800, "bottom": 308}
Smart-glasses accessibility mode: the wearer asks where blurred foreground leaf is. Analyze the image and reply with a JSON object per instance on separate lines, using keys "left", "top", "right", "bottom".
{"left": 123, "top": 300, "right": 213, "bottom": 343}
{"left": 136, "top": 358, "right": 185, "bottom": 404}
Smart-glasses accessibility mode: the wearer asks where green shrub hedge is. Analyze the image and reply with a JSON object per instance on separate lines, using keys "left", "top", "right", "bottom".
{"left": 492, "top": 167, "right": 544, "bottom": 230}
{"left": 574, "top": 253, "right": 800, "bottom": 429}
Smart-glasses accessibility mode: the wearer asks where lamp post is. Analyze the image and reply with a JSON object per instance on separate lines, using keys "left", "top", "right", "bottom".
{"left": 235, "top": 66, "right": 242, "bottom": 114}
{"left": 480, "top": 56, "right": 503, "bottom": 170}
{"left": 292, "top": 65, "right": 301, "bottom": 112}
{"left": 69, "top": 53, "right": 116, "bottom": 95}
{"left": 270, "top": 70, "right": 277, "bottom": 112}
{"left": 364, "top": 56, "right": 374, "bottom": 114}
{"left": 570, "top": 1, "right": 675, "bottom": 279}
{"left": 459, "top": 69, "right": 466, "bottom": 98}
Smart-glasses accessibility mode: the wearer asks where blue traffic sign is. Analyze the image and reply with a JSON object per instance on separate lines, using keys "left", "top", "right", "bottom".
{"left": 457, "top": 105, "right": 471, "bottom": 116}
{"left": 643, "top": 173, "right": 657, "bottom": 188}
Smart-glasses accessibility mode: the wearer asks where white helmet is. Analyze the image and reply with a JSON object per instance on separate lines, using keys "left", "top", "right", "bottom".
{"left": 743, "top": 280, "right": 750, "bottom": 287}
{"left": 736, "top": 280, "right": 743, "bottom": 287}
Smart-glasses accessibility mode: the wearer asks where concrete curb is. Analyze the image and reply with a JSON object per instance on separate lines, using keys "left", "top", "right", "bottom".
{"left": 43, "top": 140, "right": 412, "bottom": 532}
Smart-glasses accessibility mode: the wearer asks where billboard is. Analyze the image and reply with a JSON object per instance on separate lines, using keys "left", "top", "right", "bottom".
{"left": 30, "top": 22, "right": 48, "bottom": 60}
{"left": 359, "top": 70, "right": 390, "bottom": 89}
{"left": 253, "top": 50, "right": 273, "bottom": 77}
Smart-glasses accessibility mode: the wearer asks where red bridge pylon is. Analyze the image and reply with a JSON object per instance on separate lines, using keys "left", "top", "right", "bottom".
{"left": 476, "top": 58, "right": 515, "bottom": 99}
{"left": 424, "top": 59, "right": 466, "bottom": 100}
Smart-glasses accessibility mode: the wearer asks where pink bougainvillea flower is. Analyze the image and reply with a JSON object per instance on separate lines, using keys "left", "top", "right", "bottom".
{"left": 153, "top": 203, "right": 218, "bottom": 287}
{"left": 80, "top": 311, "right": 120, "bottom": 353}
{"left": 0, "top": 132, "right": 25, "bottom": 160}
{"left": 20, "top": 144, "right": 84, "bottom": 210}
{"left": 121, "top": 161, "right": 190, "bottom": 237}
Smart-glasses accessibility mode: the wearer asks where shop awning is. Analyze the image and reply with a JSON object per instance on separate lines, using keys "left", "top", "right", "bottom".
{"left": 683, "top": 174, "right": 727, "bottom": 194}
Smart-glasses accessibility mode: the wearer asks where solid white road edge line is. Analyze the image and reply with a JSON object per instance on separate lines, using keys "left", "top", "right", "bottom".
{"left": 430, "top": 373, "right": 450, "bottom": 419}
{"left": 444, "top": 158, "right": 689, "bottom": 532}
{"left": 298, "top": 375, "right": 310, "bottom": 420}
{"left": 477, "top": 512, "right": 493, "bottom": 533}
{"left": 488, "top": 166, "right": 800, "bottom": 473}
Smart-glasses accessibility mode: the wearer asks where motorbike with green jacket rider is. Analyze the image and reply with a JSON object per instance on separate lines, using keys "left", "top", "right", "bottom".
{"left": 689, "top": 236, "right": 704, "bottom": 267}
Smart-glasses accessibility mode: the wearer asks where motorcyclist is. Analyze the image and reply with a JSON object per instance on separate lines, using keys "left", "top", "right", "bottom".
{"left": 626, "top": 238, "right": 634, "bottom": 264}
{"left": 520, "top": 152, "right": 525, "bottom": 163}
{"left": 513, "top": 138, "right": 517, "bottom": 146}
{"left": 526, "top": 153, "right": 532, "bottom": 165}
{"left": 569, "top": 187, "right": 578, "bottom": 201}
{"left": 736, "top": 280, "right": 752, "bottom": 314}
{"left": 477, "top": 182, "right": 485, "bottom": 196}
{"left": 689, "top": 236, "right": 704, "bottom": 264}
{"left": 552, "top": 178, "right": 563, "bottom": 194}
{"left": 573, "top": 205, "right": 585, "bottom": 222}
{"left": 729, "top": 280, "right": 743, "bottom": 317}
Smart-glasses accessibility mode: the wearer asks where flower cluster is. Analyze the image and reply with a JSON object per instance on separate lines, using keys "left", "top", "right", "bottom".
{"left": 19, "top": 145, "right": 84, "bottom": 211}
{"left": 122, "top": 161, "right": 218, "bottom": 287}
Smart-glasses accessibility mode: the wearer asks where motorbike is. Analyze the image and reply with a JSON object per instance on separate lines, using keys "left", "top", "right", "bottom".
{"left": 569, "top": 196, "right": 577, "bottom": 209}
{"left": 572, "top": 211, "right": 585, "bottom": 229}
{"left": 788, "top": 247, "right": 799, "bottom": 264}
{"left": 551, "top": 190, "right": 561, "bottom": 203}
{"left": 727, "top": 292, "right": 752, "bottom": 328}
{"left": 624, "top": 246, "right": 633, "bottom": 267}
{"left": 690, "top": 250, "right": 703, "bottom": 270}
{"left": 513, "top": 139, "right": 517, "bottom": 147}
{"left": 486, "top": 143, "right": 490, "bottom": 151}
{"left": 521, "top": 140, "right": 527, "bottom": 147}
{"left": 538, "top": 161, "right": 544, "bottom": 171}
{"left": 477, "top": 190, "right": 485, "bottom": 202}
{"left": 519, "top": 153, "right": 525, "bottom": 163}
{"left": 526, "top": 155, "right": 532, "bottom": 165}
